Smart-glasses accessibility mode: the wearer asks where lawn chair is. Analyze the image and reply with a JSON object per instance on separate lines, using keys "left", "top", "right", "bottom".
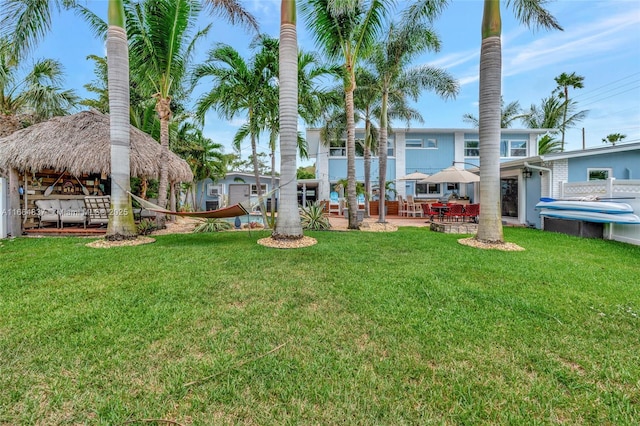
{"left": 84, "top": 195, "right": 110, "bottom": 227}
{"left": 328, "top": 192, "right": 341, "bottom": 215}
{"left": 406, "top": 195, "right": 423, "bottom": 218}
{"left": 397, "top": 195, "right": 408, "bottom": 217}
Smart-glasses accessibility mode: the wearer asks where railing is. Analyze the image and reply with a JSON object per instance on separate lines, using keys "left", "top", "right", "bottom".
{"left": 560, "top": 178, "right": 640, "bottom": 246}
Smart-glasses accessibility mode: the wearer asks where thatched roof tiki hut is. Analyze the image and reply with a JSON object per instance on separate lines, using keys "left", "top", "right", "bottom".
{"left": 0, "top": 109, "right": 193, "bottom": 235}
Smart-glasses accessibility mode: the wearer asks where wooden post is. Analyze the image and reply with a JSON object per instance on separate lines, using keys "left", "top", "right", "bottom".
{"left": 8, "top": 168, "right": 22, "bottom": 236}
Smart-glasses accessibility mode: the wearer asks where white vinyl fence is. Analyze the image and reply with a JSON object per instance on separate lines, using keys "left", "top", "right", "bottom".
{"left": 560, "top": 178, "right": 640, "bottom": 246}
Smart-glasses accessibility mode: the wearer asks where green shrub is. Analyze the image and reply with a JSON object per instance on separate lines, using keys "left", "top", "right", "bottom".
{"left": 193, "top": 218, "right": 233, "bottom": 233}
{"left": 300, "top": 201, "right": 331, "bottom": 231}
{"left": 136, "top": 218, "right": 157, "bottom": 235}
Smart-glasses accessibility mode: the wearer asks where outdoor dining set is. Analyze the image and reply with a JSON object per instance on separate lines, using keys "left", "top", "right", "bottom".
{"left": 397, "top": 195, "right": 480, "bottom": 223}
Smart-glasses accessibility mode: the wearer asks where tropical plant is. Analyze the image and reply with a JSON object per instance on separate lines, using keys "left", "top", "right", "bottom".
{"left": 554, "top": 72, "right": 585, "bottom": 151}
{"left": 602, "top": 133, "right": 626, "bottom": 146}
{"left": 136, "top": 218, "right": 158, "bottom": 235}
{"left": 365, "top": 14, "right": 458, "bottom": 223}
{"left": 300, "top": 201, "right": 332, "bottom": 231}
{"left": 302, "top": 0, "right": 394, "bottom": 229}
{"left": 297, "top": 167, "right": 315, "bottom": 179}
{"left": 0, "top": 39, "right": 79, "bottom": 120}
{"left": 123, "top": 0, "right": 209, "bottom": 214}
{"left": 172, "top": 121, "right": 226, "bottom": 210}
{"left": 194, "top": 37, "right": 277, "bottom": 226}
{"left": 462, "top": 97, "right": 522, "bottom": 128}
{"left": 537, "top": 134, "right": 562, "bottom": 155}
{"left": 520, "top": 94, "right": 587, "bottom": 154}
{"left": 193, "top": 218, "right": 233, "bottom": 232}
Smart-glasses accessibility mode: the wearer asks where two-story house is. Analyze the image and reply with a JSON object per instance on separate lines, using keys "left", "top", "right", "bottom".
{"left": 306, "top": 127, "right": 548, "bottom": 206}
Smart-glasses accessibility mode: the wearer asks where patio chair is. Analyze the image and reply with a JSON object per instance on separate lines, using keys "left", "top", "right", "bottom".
{"left": 406, "top": 195, "right": 423, "bottom": 218}
{"left": 35, "top": 199, "right": 61, "bottom": 228}
{"left": 84, "top": 195, "right": 110, "bottom": 227}
{"left": 328, "top": 192, "right": 341, "bottom": 215}
{"left": 444, "top": 203, "right": 465, "bottom": 222}
{"left": 421, "top": 203, "right": 438, "bottom": 221}
{"left": 59, "top": 199, "right": 87, "bottom": 229}
{"left": 397, "top": 195, "right": 408, "bottom": 217}
{"left": 462, "top": 203, "right": 480, "bottom": 223}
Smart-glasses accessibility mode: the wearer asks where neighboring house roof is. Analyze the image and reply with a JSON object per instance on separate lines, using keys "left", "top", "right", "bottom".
{"left": 500, "top": 141, "right": 640, "bottom": 169}
{"left": 214, "top": 171, "right": 280, "bottom": 182}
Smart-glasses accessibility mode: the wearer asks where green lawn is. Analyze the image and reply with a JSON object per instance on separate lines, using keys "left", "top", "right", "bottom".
{"left": 1, "top": 228, "right": 639, "bottom": 425}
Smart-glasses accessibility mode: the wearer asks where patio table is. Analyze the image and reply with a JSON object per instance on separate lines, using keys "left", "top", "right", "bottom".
{"left": 431, "top": 204, "right": 449, "bottom": 221}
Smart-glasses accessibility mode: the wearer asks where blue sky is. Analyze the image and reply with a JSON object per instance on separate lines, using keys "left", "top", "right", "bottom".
{"left": 32, "top": 0, "right": 640, "bottom": 167}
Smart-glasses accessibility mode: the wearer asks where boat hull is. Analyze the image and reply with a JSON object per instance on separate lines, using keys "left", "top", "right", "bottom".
{"left": 539, "top": 209, "right": 640, "bottom": 224}
{"left": 535, "top": 200, "right": 633, "bottom": 214}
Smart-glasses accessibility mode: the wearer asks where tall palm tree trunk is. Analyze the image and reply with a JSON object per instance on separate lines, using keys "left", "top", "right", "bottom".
{"left": 156, "top": 96, "right": 171, "bottom": 214}
{"left": 270, "top": 149, "right": 276, "bottom": 223}
{"left": 8, "top": 168, "right": 21, "bottom": 236}
{"left": 378, "top": 90, "right": 389, "bottom": 223}
{"left": 476, "top": 0, "right": 504, "bottom": 243}
{"left": 274, "top": 0, "right": 303, "bottom": 239}
{"left": 106, "top": 0, "right": 137, "bottom": 239}
{"left": 560, "top": 89, "right": 568, "bottom": 151}
{"left": 363, "top": 117, "right": 371, "bottom": 218}
{"left": 251, "top": 132, "right": 269, "bottom": 226}
{"left": 345, "top": 87, "right": 358, "bottom": 229}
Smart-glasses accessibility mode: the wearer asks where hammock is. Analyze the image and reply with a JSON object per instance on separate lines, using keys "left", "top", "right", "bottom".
{"left": 129, "top": 191, "right": 252, "bottom": 219}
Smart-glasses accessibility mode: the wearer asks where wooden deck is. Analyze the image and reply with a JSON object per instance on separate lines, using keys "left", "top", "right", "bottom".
{"left": 24, "top": 226, "right": 107, "bottom": 237}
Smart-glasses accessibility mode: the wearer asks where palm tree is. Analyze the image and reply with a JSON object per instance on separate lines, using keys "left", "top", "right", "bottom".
{"left": 0, "top": 39, "right": 79, "bottom": 121}
{"left": 124, "top": 0, "right": 209, "bottom": 218}
{"left": 462, "top": 97, "right": 522, "bottom": 128}
{"left": 273, "top": 0, "right": 303, "bottom": 239}
{"left": 105, "top": 0, "right": 138, "bottom": 239}
{"left": 172, "top": 122, "right": 226, "bottom": 210}
{"left": 554, "top": 71, "right": 584, "bottom": 151}
{"left": 364, "top": 15, "right": 458, "bottom": 223}
{"left": 405, "top": 0, "right": 562, "bottom": 244}
{"left": 520, "top": 95, "right": 587, "bottom": 154}
{"left": 302, "top": 0, "right": 393, "bottom": 229}
{"left": 262, "top": 44, "right": 331, "bottom": 229}
{"left": 473, "top": 0, "right": 562, "bottom": 243}
{"left": 602, "top": 133, "right": 626, "bottom": 146}
{"left": 194, "top": 39, "right": 276, "bottom": 225}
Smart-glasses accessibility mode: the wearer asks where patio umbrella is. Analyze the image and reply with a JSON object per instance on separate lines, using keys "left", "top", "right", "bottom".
{"left": 418, "top": 166, "right": 479, "bottom": 184}
{"left": 398, "top": 171, "right": 430, "bottom": 181}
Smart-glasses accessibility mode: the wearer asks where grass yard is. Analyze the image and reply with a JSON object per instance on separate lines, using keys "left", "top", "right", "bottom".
{"left": 1, "top": 227, "right": 639, "bottom": 425}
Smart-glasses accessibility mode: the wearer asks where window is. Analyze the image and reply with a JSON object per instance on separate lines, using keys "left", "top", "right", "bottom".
{"left": 206, "top": 184, "right": 219, "bottom": 197}
{"left": 406, "top": 139, "right": 423, "bottom": 148}
{"left": 416, "top": 183, "right": 441, "bottom": 196}
{"left": 329, "top": 139, "right": 365, "bottom": 156}
{"left": 329, "top": 140, "right": 346, "bottom": 157}
{"left": 500, "top": 139, "right": 527, "bottom": 157}
{"left": 387, "top": 139, "right": 395, "bottom": 157}
{"left": 588, "top": 168, "right": 612, "bottom": 180}
{"left": 251, "top": 184, "right": 267, "bottom": 195}
{"left": 465, "top": 140, "right": 479, "bottom": 157}
{"left": 425, "top": 138, "right": 438, "bottom": 149}
{"left": 510, "top": 140, "right": 527, "bottom": 157}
